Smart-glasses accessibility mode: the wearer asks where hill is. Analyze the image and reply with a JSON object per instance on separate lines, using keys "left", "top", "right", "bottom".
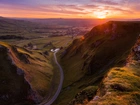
{"left": 86, "top": 35, "right": 140, "bottom": 105}
{"left": 26, "top": 18, "right": 105, "bottom": 27}
{"left": 0, "top": 17, "right": 39, "bottom": 38}
{"left": 0, "top": 41, "right": 53, "bottom": 105}
{"left": 0, "top": 17, "right": 96, "bottom": 40}
{"left": 53, "top": 21, "right": 140, "bottom": 105}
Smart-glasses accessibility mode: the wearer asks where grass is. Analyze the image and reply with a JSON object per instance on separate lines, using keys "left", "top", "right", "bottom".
{"left": 3, "top": 36, "right": 74, "bottom": 51}
{"left": 53, "top": 21, "right": 140, "bottom": 105}
{"left": 0, "top": 33, "right": 75, "bottom": 104}
{"left": 0, "top": 41, "right": 53, "bottom": 104}
{"left": 0, "top": 43, "right": 32, "bottom": 104}
{"left": 1, "top": 20, "right": 140, "bottom": 105}
{"left": 12, "top": 47, "right": 53, "bottom": 98}
{"left": 86, "top": 33, "right": 140, "bottom": 105}
{"left": 40, "top": 52, "right": 62, "bottom": 105}
{"left": 87, "top": 65, "right": 140, "bottom": 105}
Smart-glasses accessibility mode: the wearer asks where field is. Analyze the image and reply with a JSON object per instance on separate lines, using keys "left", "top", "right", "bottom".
{"left": 0, "top": 17, "right": 96, "bottom": 40}
{"left": 4, "top": 36, "right": 74, "bottom": 49}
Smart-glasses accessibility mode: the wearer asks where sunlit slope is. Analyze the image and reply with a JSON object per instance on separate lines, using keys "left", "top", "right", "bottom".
{"left": 87, "top": 36, "right": 140, "bottom": 105}
{"left": 54, "top": 21, "right": 140, "bottom": 105}
{"left": 0, "top": 41, "right": 53, "bottom": 105}
{"left": 86, "top": 66, "right": 140, "bottom": 105}
{"left": 62, "top": 21, "right": 140, "bottom": 86}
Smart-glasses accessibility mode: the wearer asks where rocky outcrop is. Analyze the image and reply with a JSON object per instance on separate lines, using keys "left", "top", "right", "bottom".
{"left": 0, "top": 44, "right": 42, "bottom": 105}
{"left": 17, "top": 68, "right": 24, "bottom": 75}
{"left": 0, "top": 45, "right": 35, "bottom": 105}
{"left": 69, "top": 86, "right": 98, "bottom": 105}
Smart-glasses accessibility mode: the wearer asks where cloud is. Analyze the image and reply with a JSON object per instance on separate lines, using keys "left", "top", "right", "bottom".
{"left": 90, "top": 0, "right": 119, "bottom": 5}
{"left": 39, "top": 5, "right": 86, "bottom": 15}
{"left": 0, "top": 0, "right": 139, "bottom": 18}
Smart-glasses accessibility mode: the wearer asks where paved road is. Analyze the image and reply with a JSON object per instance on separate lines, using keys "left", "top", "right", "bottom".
{"left": 45, "top": 51, "right": 64, "bottom": 105}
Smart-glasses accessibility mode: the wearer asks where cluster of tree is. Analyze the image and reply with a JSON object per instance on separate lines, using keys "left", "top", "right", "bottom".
{"left": 0, "top": 35, "right": 27, "bottom": 40}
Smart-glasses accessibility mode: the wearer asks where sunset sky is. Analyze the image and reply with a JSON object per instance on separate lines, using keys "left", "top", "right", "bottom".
{"left": 0, "top": 0, "right": 140, "bottom": 19}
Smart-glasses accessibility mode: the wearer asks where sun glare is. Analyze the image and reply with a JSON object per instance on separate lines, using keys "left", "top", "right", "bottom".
{"left": 94, "top": 11, "right": 107, "bottom": 19}
{"left": 81, "top": 36, "right": 85, "bottom": 41}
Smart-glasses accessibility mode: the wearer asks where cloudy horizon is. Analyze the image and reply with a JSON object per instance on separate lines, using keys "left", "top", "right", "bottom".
{"left": 0, "top": 0, "right": 139, "bottom": 19}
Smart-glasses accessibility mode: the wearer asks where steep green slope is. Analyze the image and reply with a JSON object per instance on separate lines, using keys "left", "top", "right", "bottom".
{"left": 0, "top": 42, "right": 53, "bottom": 105}
{"left": 53, "top": 21, "right": 140, "bottom": 105}
{"left": 87, "top": 36, "right": 140, "bottom": 105}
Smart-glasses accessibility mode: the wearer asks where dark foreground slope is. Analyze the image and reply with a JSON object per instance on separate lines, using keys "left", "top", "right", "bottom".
{"left": 0, "top": 42, "right": 53, "bottom": 105}
{"left": 53, "top": 21, "right": 140, "bottom": 105}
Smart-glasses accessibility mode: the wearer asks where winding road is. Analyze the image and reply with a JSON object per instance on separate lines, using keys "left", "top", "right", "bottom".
{"left": 45, "top": 50, "right": 64, "bottom": 105}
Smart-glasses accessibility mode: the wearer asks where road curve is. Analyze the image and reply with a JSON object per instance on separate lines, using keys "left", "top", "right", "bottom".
{"left": 45, "top": 51, "right": 64, "bottom": 105}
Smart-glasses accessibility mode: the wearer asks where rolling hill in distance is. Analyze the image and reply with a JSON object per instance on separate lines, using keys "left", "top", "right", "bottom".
{"left": 0, "top": 16, "right": 140, "bottom": 105}
{"left": 0, "top": 17, "right": 104, "bottom": 39}
{"left": 0, "top": 17, "right": 38, "bottom": 38}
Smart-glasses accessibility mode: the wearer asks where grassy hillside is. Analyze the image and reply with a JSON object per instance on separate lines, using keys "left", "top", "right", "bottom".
{"left": 87, "top": 66, "right": 140, "bottom": 105}
{"left": 53, "top": 21, "right": 140, "bottom": 105}
{"left": 0, "top": 41, "right": 53, "bottom": 105}
{"left": 87, "top": 37, "right": 140, "bottom": 105}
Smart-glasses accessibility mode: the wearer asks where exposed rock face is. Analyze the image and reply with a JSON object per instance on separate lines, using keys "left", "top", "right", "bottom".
{"left": 69, "top": 86, "right": 98, "bottom": 105}
{"left": 0, "top": 45, "right": 35, "bottom": 105}
{"left": 0, "top": 41, "right": 53, "bottom": 105}
{"left": 10, "top": 46, "right": 30, "bottom": 64}
{"left": 17, "top": 68, "right": 24, "bottom": 75}
{"left": 129, "top": 37, "right": 140, "bottom": 62}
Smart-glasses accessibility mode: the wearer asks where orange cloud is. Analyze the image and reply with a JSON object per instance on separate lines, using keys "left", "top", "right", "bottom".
{"left": 0, "top": 2, "right": 140, "bottom": 19}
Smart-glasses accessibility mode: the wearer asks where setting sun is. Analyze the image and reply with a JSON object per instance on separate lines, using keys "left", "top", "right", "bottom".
{"left": 1, "top": 0, "right": 140, "bottom": 105}
{"left": 94, "top": 11, "right": 108, "bottom": 19}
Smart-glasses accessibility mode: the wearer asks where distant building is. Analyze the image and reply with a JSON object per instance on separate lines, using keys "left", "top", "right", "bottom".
{"left": 51, "top": 48, "right": 60, "bottom": 52}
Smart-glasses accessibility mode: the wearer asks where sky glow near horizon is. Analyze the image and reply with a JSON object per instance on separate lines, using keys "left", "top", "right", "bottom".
{"left": 0, "top": 0, "right": 140, "bottom": 19}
